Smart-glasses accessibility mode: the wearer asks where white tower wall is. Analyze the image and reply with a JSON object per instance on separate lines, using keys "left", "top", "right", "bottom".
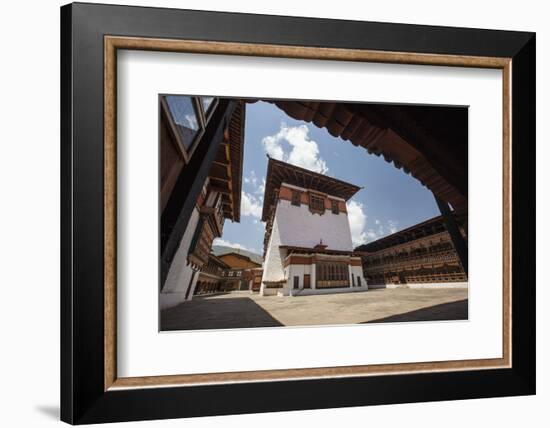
{"left": 275, "top": 199, "right": 353, "bottom": 251}
{"left": 261, "top": 198, "right": 356, "bottom": 295}
{"left": 260, "top": 216, "right": 287, "bottom": 294}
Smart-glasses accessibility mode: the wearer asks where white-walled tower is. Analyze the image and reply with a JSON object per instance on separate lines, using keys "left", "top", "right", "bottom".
{"left": 260, "top": 158, "right": 367, "bottom": 296}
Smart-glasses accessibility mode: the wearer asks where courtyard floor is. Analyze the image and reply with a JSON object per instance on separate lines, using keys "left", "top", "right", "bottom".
{"left": 161, "top": 287, "right": 468, "bottom": 331}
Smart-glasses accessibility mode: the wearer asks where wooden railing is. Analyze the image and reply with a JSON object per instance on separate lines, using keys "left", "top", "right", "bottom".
{"left": 364, "top": 250, "right": 459, "bottom": 274}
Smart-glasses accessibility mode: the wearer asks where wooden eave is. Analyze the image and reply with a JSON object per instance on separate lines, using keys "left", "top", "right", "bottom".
{"left": 261, "top": 157, "right": 361, "bottom": 221}
{"left": 207, "top": 101, "right": 245, "bottom": 222}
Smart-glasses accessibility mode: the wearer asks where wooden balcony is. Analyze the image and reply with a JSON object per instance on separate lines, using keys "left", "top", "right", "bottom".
{"left": 363, "top": 250, "right": 459, "bottom": 274}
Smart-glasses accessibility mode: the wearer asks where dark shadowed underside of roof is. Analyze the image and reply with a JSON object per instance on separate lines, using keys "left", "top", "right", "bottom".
{"left": 247, "top": 99, "right": 468, "bottom": 218}
{"left": 208, "top": 101, "right": 245, "bottom": 222}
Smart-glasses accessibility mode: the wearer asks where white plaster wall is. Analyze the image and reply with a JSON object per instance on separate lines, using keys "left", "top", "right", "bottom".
{"left": 186, "top": 273, "right": 200, "bottom": 301}
{"left": 160, "top": 207, "right": 200, "bottom": 309}
{"left": 283, "top": 265, "right": 290, "bottom": 288}
{"left": 261, "top": 216, "right": 287, "bottom": 286}
{"left": 310, "top": 263, "right": 317, "bottom": 290}
{"left": 384, "top": 282, "right": 468, "bottom": 289}
{"left": 350, "top": 265, "right": 368, "bottom": 289}
{"left": 287, "top": 264, "right": 314, "bottom": 289}
{"left": 276, "top": 200, "right": 353, "bottom": 251}
{"left": 262, "top": 199, "right": 354, "bottom": 294}
{"left": 297, "top": 287, "right": 368, "bottom": 296}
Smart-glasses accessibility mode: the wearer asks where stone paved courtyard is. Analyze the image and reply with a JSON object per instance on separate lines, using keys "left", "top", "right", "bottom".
{"left": 161, "top": 287, "right": 468, "bottom": 331}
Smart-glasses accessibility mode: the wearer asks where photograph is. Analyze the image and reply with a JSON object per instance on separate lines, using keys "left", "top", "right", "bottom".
{"left": 159, "top": 96, "right": 469, "bottom": 331}
{"left": 54, "top": 2, "right": 536, "bottom": 424}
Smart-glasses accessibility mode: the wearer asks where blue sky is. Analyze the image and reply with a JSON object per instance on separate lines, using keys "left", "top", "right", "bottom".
{"left": 214, "top": 101, "right": 439, "bottom": 255}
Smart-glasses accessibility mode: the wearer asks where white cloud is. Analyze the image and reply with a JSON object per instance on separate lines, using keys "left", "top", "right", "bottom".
{"left": 261, "top": 123, "right": 328, "bottom": 174}
{"left": 366, "top": 229, "right": 380, "bottom": 240}
{"left": 262, "top": 132, "right": 285, "bottom": 161}
{"left": 243, "top": 173, "right": 253, "bottom": 185}
{"left": 213, "top": 238, "right": 256, "bottom": 253}
{"left": 256, "top": 178, "right": 266, "bottom": 196}
{"left": 244, "top": 171, "right": 266, "bottom": 198}
{"left": 242, "top": 171, "right": 265, "bottom": 218}
{"left": 244, "top": 170, "right": 258, "bottom": 186}
{"left": 346, "top": 200, "right": 400, "bottom": 247}
{"left": 347, "top": 199, "right": 368, "bottom": 246}
{"left": 241, "top": 192, "right": 262, "bottom": 219}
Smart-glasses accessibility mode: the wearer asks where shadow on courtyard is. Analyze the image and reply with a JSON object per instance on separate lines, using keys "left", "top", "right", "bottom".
{"left": 161, "top": 296, "right": 283, "bottom": 331}
{"left": 363, "top": 299, "right": 468, "bottom": 324}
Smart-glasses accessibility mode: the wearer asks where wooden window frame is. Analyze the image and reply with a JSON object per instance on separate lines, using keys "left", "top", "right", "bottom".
{"left": 200, "top": 96, "right": 219, "bottom": 122}
{"left": 309, "top": 192, "right": 325, "bottom": 214}
{"left": 291, "top": 190, "right": 301, "bottom": 206}
{"left": 331, "top": 199, "right": 339, "bottom": 214}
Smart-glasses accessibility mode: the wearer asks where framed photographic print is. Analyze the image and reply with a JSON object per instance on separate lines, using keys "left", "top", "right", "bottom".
{"left": 60, "top": 2, "right": 536, "bottom": 424}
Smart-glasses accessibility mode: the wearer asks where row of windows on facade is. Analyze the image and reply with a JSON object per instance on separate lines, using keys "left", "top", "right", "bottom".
{"left": 316, "top": 262, "right": 349, "bottom": 281}
{"left": 226, "top": 270, "right": 242, "bottom": 277}
{"left": 292, "top": 263, "right": 362, "bottom": 287}
{"left": 291, "top": 190, "right": 340, "bottom": 214}
{"left": 391, "top": 224, "right": 448, "bottom": 245}
{"left": 366, "top": 265, "right": 465, "bottom": 278}
{"left": 364, "top": 241, "right": 455, "bottom": 266}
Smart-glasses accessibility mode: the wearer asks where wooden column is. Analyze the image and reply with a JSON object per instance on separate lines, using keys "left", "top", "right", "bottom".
{"left": 434, "top": 195, "right": 468, "bottom": 276}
